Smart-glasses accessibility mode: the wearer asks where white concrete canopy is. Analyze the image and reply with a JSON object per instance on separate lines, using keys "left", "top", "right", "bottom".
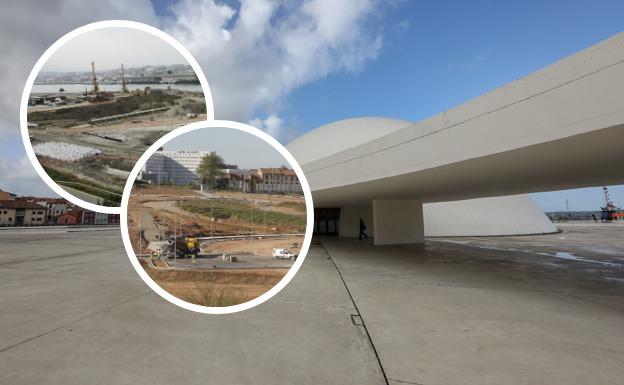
{"left": 288, "top": 32, "right": 624, "bottom": 244}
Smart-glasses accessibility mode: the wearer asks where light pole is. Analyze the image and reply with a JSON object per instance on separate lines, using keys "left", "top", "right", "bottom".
{"left": 250, "top": 202, "right": 254, "bottom": 252}
{"left": 138, "top": 189, "right": 142, "bottom": 255}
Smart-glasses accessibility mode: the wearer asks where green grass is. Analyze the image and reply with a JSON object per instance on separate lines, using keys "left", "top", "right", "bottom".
{"left": 179, "top": 199, "right": 306, "bottom": 227}
{"left": 277, "top": 200, "right": 306, "bottom": 211}
{"left": 43, "top": 165, "right": 122, "bottom": 205}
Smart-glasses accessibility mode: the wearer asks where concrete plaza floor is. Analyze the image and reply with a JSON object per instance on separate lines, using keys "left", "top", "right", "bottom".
{"left": 1, "top": 225, "right": 623, "bottom": 384}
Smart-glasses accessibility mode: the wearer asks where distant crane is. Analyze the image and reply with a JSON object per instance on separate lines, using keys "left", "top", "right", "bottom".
{"left": 90, "top": 61, "right": 101, "bottom": 98}
{"left": 120, "top": 63, "right": 128, "bottom": 93}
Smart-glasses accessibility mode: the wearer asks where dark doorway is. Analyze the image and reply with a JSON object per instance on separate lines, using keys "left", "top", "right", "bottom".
{"left": 314, "top": 208, "right": 340, "bottom": 235}
{"left": 15, "top": 209, "right": 25, "bottom": 226}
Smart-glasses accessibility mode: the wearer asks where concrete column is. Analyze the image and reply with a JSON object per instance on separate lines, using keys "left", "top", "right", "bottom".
{"left": 372, "top": 200, "right": 424, "bottom": 245}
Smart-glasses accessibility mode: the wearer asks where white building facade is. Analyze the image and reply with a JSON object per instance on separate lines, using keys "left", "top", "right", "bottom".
{"left": 256, "top": 168, "right": 303, "bottom": 194}
{"left": 142, "top": 151, "right": 210, "bottom": 185}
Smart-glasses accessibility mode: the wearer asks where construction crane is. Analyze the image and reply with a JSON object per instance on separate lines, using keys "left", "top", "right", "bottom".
{"left": 90, "top": 61, "right": 101, "bottom": 98}
{"left": 120, "top": 63, "right": 128, "bottom": 93}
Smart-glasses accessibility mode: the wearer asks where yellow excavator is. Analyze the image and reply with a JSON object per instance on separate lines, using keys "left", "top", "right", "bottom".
{"left": 164, "top": 236, "right": 200, "bottom": 259}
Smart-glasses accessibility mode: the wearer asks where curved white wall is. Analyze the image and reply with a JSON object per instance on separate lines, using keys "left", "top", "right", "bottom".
{"left": 424, "top": 195, "right": 557, "bottom": 236}
{"left": 288, "top": 117, "right": 558, "bottom": 237}
{"left": 287, "top": 117, "right": 412, "bottom": 165}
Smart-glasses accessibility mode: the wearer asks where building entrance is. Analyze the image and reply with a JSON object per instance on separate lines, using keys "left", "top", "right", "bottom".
{"left": 313, "top": 208, "right": 340, "bottom": 235}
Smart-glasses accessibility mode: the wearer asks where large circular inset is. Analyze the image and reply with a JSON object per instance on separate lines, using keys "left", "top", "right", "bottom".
{"left": 120, "top": 120, "right": 314, "bottom": 314}
{"left": 20, "top": 20, "right": 214, "bottom": 213}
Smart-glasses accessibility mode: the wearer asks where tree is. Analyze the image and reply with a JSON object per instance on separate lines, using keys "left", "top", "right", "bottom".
{"left": 197, "top": 151, "right": 225, "bottom": 189}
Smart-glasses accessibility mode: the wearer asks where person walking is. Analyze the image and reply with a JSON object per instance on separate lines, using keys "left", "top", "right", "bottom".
{"left": 359, "top": 218, "right": 368, "bottom": 240}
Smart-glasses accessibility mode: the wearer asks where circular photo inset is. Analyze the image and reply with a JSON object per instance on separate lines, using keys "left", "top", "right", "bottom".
{"left": 21, "top": 21, "right": 213, "bottom": 212}
{"left": 121, "top": 121, "right": 313, "bottom": 314}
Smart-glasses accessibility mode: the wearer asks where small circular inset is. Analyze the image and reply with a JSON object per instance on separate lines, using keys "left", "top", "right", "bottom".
{"left": 120, "top": 120, "right": 314, "bottom": 314}
{"left": 20, "top": 21, "right": 214, "bottom": 213}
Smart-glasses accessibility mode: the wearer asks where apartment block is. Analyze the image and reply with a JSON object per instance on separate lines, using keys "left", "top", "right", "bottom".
{"left": 0, "top": 200, "right": 47, "bottom": 226}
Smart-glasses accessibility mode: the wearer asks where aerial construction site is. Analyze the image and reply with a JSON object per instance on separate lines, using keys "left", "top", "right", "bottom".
{"left": 27, "top": 62, "right": 207, "bottom": 206}
{"left": 127, "top": 183, "right": 306, "bottom": 307}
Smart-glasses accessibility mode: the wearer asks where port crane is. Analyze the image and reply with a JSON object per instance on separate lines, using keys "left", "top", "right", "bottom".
{"left": 90, "top": 61, "right": 101, "bottom": 98}
{"left": 121, "top": 63, "right": 128, "bottom": 93}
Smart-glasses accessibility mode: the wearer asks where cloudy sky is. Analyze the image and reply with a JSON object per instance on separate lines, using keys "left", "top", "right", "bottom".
{"left": 41, "top": 28, "right": 187, "bottom": 72}
{"left": 0, "top": 0, "right": 622, "bottom": 211}
{"left": 163, "top": 126, "right": 288, "bottom": 169}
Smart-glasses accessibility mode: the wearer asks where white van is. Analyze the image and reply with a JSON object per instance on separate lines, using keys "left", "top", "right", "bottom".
{"left": 273, "top": 248, "right": 296, "bottom": 260}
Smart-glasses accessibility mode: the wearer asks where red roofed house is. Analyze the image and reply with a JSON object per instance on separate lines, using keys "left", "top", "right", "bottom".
{"left": 0, "top": 200, "right": 47, "bottom": 226}
{"left": 256, "top": 168, "right": 302, "bottom": 194}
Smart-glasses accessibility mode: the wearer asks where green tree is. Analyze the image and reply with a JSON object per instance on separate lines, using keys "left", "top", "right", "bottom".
{"left": 197, "top": 151, "right": 225, "bottom": 189}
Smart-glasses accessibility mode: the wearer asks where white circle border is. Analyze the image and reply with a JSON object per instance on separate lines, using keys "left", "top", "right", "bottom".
{"left": 120, "top": 120, "right": 314, "bottom": 314}
{"left": 19, "top": 20, "right": 215, "bottom": 215}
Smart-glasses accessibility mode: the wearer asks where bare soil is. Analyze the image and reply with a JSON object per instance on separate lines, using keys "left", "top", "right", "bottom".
{"left": 205, "top": 237, "right": 304, "bottom": 256}
{"left": 127, "top": 185, "right": 306, "bottom": 251}
{"left": 139, "top": 259, "right": 286, "bottom": 306}
{"left": 27, "top": 92, "right": 206, "bottom": 204}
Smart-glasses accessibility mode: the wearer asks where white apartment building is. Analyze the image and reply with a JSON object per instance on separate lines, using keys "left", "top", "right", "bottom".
{"left": 256, "top": 168, "right": 302, "bottom": 194}
{"left": 142, "top": 151, "right": 211, "bottom": 185}
{"left": 140, "top": 151, "right": 302, "bottom": 194}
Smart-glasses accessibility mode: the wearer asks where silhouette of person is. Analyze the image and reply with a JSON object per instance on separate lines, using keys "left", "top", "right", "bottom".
{"left": 359, "top": 218, "right": 368, "bottom": 240}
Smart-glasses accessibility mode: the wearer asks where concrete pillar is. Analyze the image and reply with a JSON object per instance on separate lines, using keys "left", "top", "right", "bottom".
{"left": 372, "top": 200, "right": 424, "bottom": 245}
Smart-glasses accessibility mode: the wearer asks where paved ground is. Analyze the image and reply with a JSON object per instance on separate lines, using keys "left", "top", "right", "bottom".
{"left": 168, "top": 253, "right": 294, "bottom": 269}
{"left": 1, "top": 225, "right": 623, "bottom": 384}
{"left": 0, "top": 228, "right": 382, "bottom": 385}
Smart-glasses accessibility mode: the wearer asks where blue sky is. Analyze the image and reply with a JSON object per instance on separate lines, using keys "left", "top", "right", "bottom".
{"left": 262, "top": 0, "right": 624, "bottom": 212}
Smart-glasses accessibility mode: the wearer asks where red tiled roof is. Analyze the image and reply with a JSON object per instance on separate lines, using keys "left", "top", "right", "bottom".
{"left": 259, "top": 168, "right": 297, "bottom": 176}
{"left": 41, "top": 198, "right": 68, "bottom": 204}
{"left": 16, "top": 197, "right": 66, "bottom": 204}
{"left": 0, "top": 200, "right": 47, "bottom": 209}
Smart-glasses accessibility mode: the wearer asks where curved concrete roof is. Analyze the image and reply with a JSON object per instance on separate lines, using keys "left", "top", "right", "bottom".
{"left": 287, "top": 117, "right": 412, "bottom": 164}
{"left": 295, "top": 32, "right": 624, "bottom": 208}
{"left": 283, "top": 35, "right": 624, "bottom": 237}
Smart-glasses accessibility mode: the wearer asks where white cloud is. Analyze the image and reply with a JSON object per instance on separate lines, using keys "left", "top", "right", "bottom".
{"left": 0, "top": 0, "right": 157, "bottom": 195}
{"left": 0, "top": 0, "right": 157, "bottom": 137}
{"left": 165, "top": 0, "right": 384, "bottom": 139}
{"left": 0, "top": 154, "right": 57, "bottom": 197}
{"left": 249, "top": 114, "right": 287, "bottom": 140}
{"left": 0, "top": 0, "right": 386, "bottom": 195}
{"left": 1, "top": 0, "right": 384, "bottom": 139}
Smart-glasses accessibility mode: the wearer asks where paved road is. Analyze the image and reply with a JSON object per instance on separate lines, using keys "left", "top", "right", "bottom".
{"left": 61, "top": 185, "right": 103, "bottom": 204}
{"left": 1, "top": 226, "right": 623, "bottom": 384}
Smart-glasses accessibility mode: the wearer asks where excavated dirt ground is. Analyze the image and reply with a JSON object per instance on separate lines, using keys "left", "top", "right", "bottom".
{"left": 127, "top": 185, "right": 306, "bottom": 253}
{"left": 27, "top": 92, "right": 206, "bottom": 204}
{"left": 205, "top": 237, "right": 304, "bottom": 256}
{"left": 139, "top": 259, "right": 286, "bottom": 306}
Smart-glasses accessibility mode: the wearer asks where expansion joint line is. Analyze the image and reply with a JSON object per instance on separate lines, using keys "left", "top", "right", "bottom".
{"left": 0, "top": 291, "right": 151, "bottom": 353}
{"left": 319, "top": 243, "right": 390, "bottom": 385}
